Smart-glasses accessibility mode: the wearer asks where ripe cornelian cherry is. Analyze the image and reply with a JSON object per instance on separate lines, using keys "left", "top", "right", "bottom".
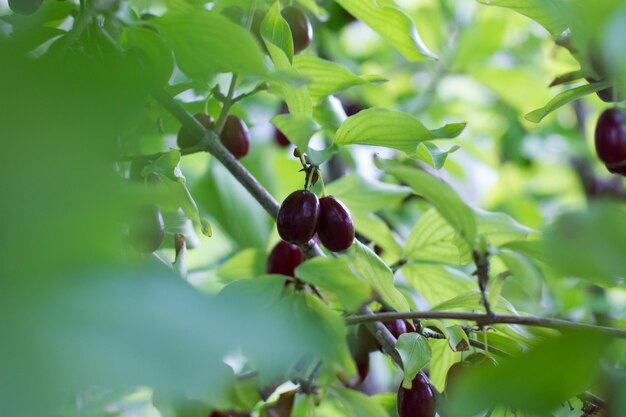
{"left": 317, "top": 196, "right": 355, "bottom": 252}
{"left": 397, "top": 373, "right": 436, "bottom": 417}
{"left": 129, "top": 205, "right": 165, "bottom": 253}
{"left": 266, "top": 241, "right": 302, "bottom": 277}
{"left": 220, "top": 115, "right": 250, "bottom": 160}
{"left": 281, "top": 6, "right": 312, "bottom": 54}
{"left": 277, "top": 190, "right": 320, "bottom": 244}
{"left": 595, "top": 108, "right": 626, "bottom": 175}
{"left": 177, "top": 113, "right": 214, "bottom": 149}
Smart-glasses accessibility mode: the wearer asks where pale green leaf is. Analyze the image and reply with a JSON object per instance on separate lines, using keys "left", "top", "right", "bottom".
{"left": 295, "top": 257, "right": 372, "bottom": 312}
{"left": 476, "top": 0, "right": 570, "bottom": 36}
{"left": 217, "top": 248, "right": 266, "bottom": 282}
{"left": 326, "top": 173, "right": 412, "bottom": 217}
{"left": 349, "top": 240, "right": 410, "bottom": 312}
{"left": 334, "top": 108, "right": 465, "bottom": 154}
{"left": 414, "top": 142, "right": 460, "bottom": 170}
{"left": 401, "top": 263, "right": 475, "bottom": 307}
{"left": 293, "top": 55, "right": 386, "bottom": 102}
{"left": 261, "top": 0, "right": 294, "bottom": 63}
{"left": 386, "top": 166, "right": 476, "bottom": 243}
{"left": 352, "top": 212, "right": 404, "bottom": 265}
{"left": 428, "top": 339, "right": 460, "bottom": 392}
{"left": 404, "top": 209, "right": 472, "bottom": 265}
{"left": 447, "top": 324, "right": 470, "bottom": 352}
{"left": 397, "top": 333, "right": 432, "bottom": 389}
{"left": 271, "top": 114, "right": 319, "bottom": 149}
{"left": 475, "top": 208, "right": 535, "bottom": 247}
{"left": 313, "top": 95, "right": 348, "bottom": 131}
{"left": 334, "top": 388, "right": 389, "bottom": 417}
{"left": 525, "top": 81, "right": 611, "bottom": 123}
{"left": 334, "top": 0, "right": 437, "bottom": 61}
{"left": 154, "top": 10, "right": 266, "bottom": 80}
{"left": 431, "top": 291, "right": 519, "bottom": 315}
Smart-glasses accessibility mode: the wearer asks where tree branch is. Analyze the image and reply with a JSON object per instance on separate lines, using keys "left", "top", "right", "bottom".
{"left": 345, "top": 311, "right": 626, "bottom": 339}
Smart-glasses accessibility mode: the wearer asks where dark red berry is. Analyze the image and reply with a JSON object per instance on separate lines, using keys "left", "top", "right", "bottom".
{"left": 266, "top": 241, "right": 302, "bottom": 277}
{"left": 344, "top": 100, "right": 365, "bottom": 116}
{"left": 317, "top": 196, "right": 355, "bottom": 252}
{"left": 277, "top": 190, "right": 320, "bottom": 244}
{"left": 220, "top": 115, "right": 250, "bottom": 159}
{"left": 397, "top": 373, "right": 436, "bottom": 417}
{"left": 8, "top": 0, "right": 43, "bottom": 15}
{"left": 386, "top": 318, "right": 415, "bottom": 339}
{"left": 595, "top": 108, "right": 626, "bottom": 174}
{"left": 281, "top": 6, "right": 312, "bottom": 54}
{"left": 177, "top": 113, "right": 214, "bottom": 149}
{"left": 221, "top": 6, "right": 246, "bottom": 26}
{"left": 129, "top": 205, "right": 165, "bottom": 253}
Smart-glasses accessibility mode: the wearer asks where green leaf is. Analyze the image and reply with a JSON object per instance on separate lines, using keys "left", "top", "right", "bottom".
{"left": 293, "top": 55, "right": 386, "bottom": 103}
{"left": 496, "top": 250, "right": 543, "bottom": 300}
{"left": 447, "top": 331, "right": 610, "bottom": 416}
{"left": 428, "top": 339, "right": 461, "bottom": 392}
{"left": 414, "top": 142, "right": 460, "bottom": 170}
{"left": 401, "top": 263, "right": 475, "bottom": 307}
{"left": 542, "top": 202, "right": 626, "bottom": 286}
{"left": 216, "top": 248, "right": 266, "bottom": 282}
{"left": 334, "top": 108, "right": 465, "bottom": 154}
{"left": 313, "top": 95, "right": 347, "bottom": 131}
{"left": 260, "top": 0, "right": 294, "bottom": 63}
{"left": 295, "top": 257, "right": 372, "bottom": 312}
{"left": 325, "top": 173, "right": 412, "bottom": 217}
{"left": 397, "top": 333, "right": 432, "bottom": 389}
{"left": 349, "top": 240, "right": 410, "bottom": 312}
{"left": 154, "top": 10, "right": 266, "bottom": 80}
{"left": 475, "top": 208, "right": 535, "bottom": 247}
{"left": 271, "top": 114, "right": 319, "bottom": 149}
{"left": 352, "top": 212, "right": 404, "bottom": 264}
{"left": 144, "top": 150, "right": 211, "bottom": 237}
{"left": 446, "top": 324, "right": 470, "bottom": 352}
{"left": 122, "top": 26, "right": 174, "bottom": 86}
{"left": 262, "top": 7, "right": 312, "bottom": 116}
{"left": 431, "top": 291, "right": 518, "bottom": 315}
{"left": 334, "top": 388, "right": 390, "bottom": 417}
{"left": 194, "top": 162, "right": 272, "bottom": 248}
{"left": 333, "top": 0, "right": 437, "bottom": 61}
{"left": 525, "top": 82, "right": 611, "bottom": 123}
{"left": 386, "top": 166, "right": 476, "bottom": 243}
{"left": 476, "top": 0, "right": 570, "bottom": 36}
{"left": 404, "top": 209, "right": 472, "bottom": 265}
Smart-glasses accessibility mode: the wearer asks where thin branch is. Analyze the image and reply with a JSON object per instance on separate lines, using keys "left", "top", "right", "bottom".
{"left": 345, "top": 311, "right": 626, "bottom": 339}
